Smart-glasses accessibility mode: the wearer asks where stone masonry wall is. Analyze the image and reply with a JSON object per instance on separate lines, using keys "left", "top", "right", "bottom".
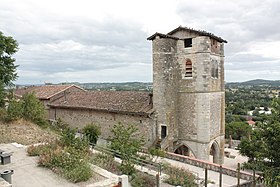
{"left": 49, "top": 107, "right": 155, "bottom": 147}
{"left": 210, "top": 92, "right": 223, "bottom": 139}
{"left": 152, "top": 37, "right": 179, "bottom": 150}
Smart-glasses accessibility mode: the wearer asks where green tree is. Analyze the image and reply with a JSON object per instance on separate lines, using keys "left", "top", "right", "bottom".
{"left": 21, "top": 92, "right": 46, "bottom": 124}
{"left": 238, "top": 98, "right": 280, "bottom": 185}
{"left": 225, "top": 121, "right": 252, "bottom": 140}
{"left": 6, "top": 98, "right": 23, "bottom": 121}
{"left": 109, "top": 123, "right": 144, "bottom": 175}
{"left": 5, "top": 92, "right": 47, "bottom": 126}
{"left": 82, "top": 123, "right": 101, "bottom": 145}
{"left": 0, "top": 31, "right": 19, "bottom": 86}
{"left": 0, "top": 81, "right": 5, "bottom": 107}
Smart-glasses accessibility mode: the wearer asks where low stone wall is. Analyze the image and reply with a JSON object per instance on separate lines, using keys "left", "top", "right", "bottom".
{"left": 165, "top": 152, "right": 254, "bottom": 181}
{"left": 231, "top": 181, "right": 265, "bottom": 187}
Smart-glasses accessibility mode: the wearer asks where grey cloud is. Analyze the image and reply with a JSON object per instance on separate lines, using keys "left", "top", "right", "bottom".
{"left": 176, "top": 0, "right": 280, "bottom": 81}
{"left": 0, "top": 8, "right": 152, "bottom": 83}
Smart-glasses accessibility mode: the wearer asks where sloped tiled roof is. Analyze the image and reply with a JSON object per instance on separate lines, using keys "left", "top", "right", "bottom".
{"left": 147, "top": 32, "right": 179, "bottom": 40}
{"left": 49, "top": 91, "right": 153, "bottom": 115}
{"left": 247, "top": 120, "right": 256, "bottom": 126}
{"left": 148, "top": 26, "right": 227, "bottom": 43}
{"left": 168, "top": 26, "right": 227, "bottom": 43}
{"left": 14, "top": 84, "right": 85, "bottom": 100}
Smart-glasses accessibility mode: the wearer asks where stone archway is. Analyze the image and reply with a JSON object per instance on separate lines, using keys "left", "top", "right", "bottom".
{"left": 210, "top": 141, "right": 220, "bottom": 164}
{"left": 174, "top": 145, "right": 195, "bottom": 157}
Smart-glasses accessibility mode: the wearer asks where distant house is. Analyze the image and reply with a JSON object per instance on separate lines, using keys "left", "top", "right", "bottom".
{"left": 48, "top": 91, "right": 154, "bottom": 146}
{"left": 246, "top": 120, "right": 256, "bottom": 126}
{"left": 247, "top": 107, "right": 272, "bottom": 116}
{"left": 14, "top": 84, "right": 86, "bottom": 116}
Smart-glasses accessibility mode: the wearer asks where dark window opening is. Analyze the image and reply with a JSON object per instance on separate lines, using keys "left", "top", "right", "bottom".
{"left": 175, "top": 145, "right": 190, "bottom": 156}
{"left": 161, "top": 126, "right": 167, "bottom": 139}
{"left": 140, "top": 120, "right": 142, "bottom": 123}
{"left": 211, "top": 39, "right": 217, "bottom": 48}
{"left": 184, "top": 38, "right": 192, "bottom": 48}
{"left": 211, "top": 67, "right": 215, "bottom": 78}
{"left": 184, "top": 59, "right": 192, "bottom": 78}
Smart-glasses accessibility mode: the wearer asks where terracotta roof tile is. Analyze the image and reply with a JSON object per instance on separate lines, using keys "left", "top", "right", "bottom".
{"left": 247, "top": 120, "right": 256, "bottom": 125}
{"left": 49, "top": 91, "right": 153, "bottom": 115}
{"left": 15, "top": 85, "right": 85, "bottom": 100}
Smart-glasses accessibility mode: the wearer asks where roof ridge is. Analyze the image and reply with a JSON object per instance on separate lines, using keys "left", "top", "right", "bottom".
{"left": 167, "top": 26, "right": 227, "bottom": 43}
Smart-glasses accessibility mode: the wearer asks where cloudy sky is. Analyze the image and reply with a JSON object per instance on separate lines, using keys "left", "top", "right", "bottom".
{"left": 0, "top": 0, "right": 279, "bottom": 84}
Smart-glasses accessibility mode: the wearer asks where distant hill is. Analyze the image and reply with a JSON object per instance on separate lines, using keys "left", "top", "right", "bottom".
{"left": 226, "top": 79, "right": 280, "bottom": 87}
{"left": 61, "top": 82, "right": 153, "bottom": 91}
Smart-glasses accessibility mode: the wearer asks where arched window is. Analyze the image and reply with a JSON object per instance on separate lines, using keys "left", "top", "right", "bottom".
{"left": 184, "top": 59, "right": 192, "bottom": 78}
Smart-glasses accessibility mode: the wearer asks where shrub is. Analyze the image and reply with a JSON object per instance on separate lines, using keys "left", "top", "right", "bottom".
{"left": 0, "top": 108, "right": 7, "bottom": 121}
{"left": 52, "top": 118, "right": 69, "bottom": 131}
{"left": 162, "top": 162, "right": 196, "bottom": 187}
{"left": 27, "top": 144, "right": 52, "bottom": 156}
{"left": 109, "top": 123, "right": 144, "bottom": 175}
{"left": 130, "top": 172, "right": 156, "bottom": 187}
{"left": 0, "top": 82, "right": 5, "bottom": 108}
{"left": 63, "top": 161, "right": 92, "bottom": 183}
{"left": 30, "top": 129, "right": 92, "bottom": 183}
{"left": 91, "top": 152, "right": 121, "bottom": 175}
{"left": 82, "top": 123, "right": 101, "bottom": 145}
{"left": 5, "top": 92, "right": 48, "bottom": 127}
{"left": 148, "top": 147, "right": 165, "bottom": 162}
{"left": 5, "top": 99, "right": 23, "bottom": 121}
{"left": 59, "top": 127, "right": 90, "bottom": 152}
{"left": 21, "top": 92, "right": 47, "bottom": 126}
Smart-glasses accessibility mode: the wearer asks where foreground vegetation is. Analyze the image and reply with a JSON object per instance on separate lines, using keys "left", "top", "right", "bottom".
{"left": 91, "top": 123, "right": 196, "bottom": 187}
{"left": 27, "top": 128, "right": 93, "bottom": 183}
{"left": 238, "top": 98, "right": 280, "bottom": 186}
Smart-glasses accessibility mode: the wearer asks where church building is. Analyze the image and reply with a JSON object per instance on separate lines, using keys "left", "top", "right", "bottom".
{"left": 16, "top": 26, "right": 227, "bottom": 164}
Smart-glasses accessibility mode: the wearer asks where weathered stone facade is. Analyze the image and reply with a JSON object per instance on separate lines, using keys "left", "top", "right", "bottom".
{"left": 148, "top": 26, "right": 227, "bottom": 164}
{"left": 49, "top": 107, "right": 156, "bottom": 146}
{"left": 48, "top": 91, "right": 155, "bottom": 147}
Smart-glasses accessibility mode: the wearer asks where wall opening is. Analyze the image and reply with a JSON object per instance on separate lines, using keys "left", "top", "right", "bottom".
{"left": 161, "top": 126, "right": 167, "bottom": 139}
{"left": 184, "top": 38, "right": 192, "bottom": 48}
{"left": 210, "top": 142, "right": 220, "bottom": 163}
{"left": 174, "top": 145, "right": 194, "bottom": 157}
{"left": 184, "top": 59, "right": 192, "bottom": 78}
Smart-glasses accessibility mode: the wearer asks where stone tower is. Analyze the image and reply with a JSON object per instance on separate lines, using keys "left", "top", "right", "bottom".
{"left": 148, "top": 26, "right": 227, "bottom": 164}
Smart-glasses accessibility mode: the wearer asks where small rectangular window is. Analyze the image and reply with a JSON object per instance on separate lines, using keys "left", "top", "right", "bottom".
{"left": 184, "top": 38, "right": 192, "bottom": 48}
{"left": 161, "top": 126, "right": 167, "bottom": 139}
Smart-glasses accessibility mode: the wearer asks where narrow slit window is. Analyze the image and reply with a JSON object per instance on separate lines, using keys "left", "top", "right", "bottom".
{"left": 184, "top": 59, "right": 192, "bottom": 78}
{"left": 161, "top": 126, "right": 167, "bottom": 139}
{"left": 184, "top": 38, "right": 192, "bottom": 48}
